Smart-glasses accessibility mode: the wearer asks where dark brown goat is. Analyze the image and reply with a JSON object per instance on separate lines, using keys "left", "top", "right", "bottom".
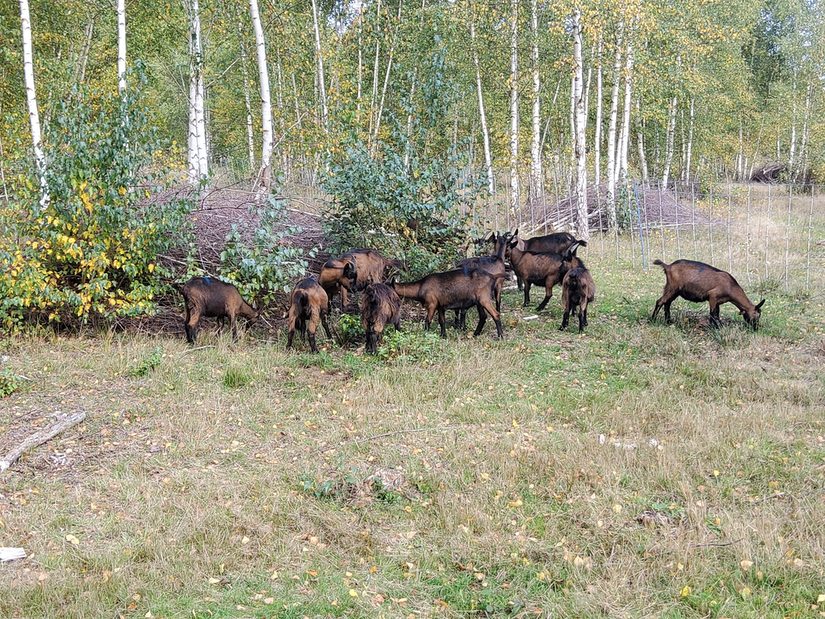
{"left": 509, "top": 230, "right": 577, "bottom": 290}
{"left": 651, "top": 259, "right": 765, "bottom": 329}
{"left": 559, "top": 266, "right": 596, "bottom": 333}
{"left": 391, "top": 269, "right": 504, "bottom": 338}
{"left": 360, "top": 283, "right": 402, "bottom": 354}
{"left": 508, "top": 238, "right": 586, "bottom": 311}
{"left": 453, "top": 232, "right": 510, "bottom": 329}
{"left": 287, "top": 277, "right": 332, "bottom": 353}
{"left": 180, "top": 277, "right": 257, "bottom": 344}
{"left": 318, "top": 249, "right": 399, "bottom": 310}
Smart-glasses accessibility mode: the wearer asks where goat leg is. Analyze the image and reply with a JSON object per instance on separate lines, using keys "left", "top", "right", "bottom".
{"left": 308, "top": 332, "right": 319, "bottom": 353}
{"left": 321, "top": 313, "right": 332, "bottom": 339}
{"left": 287, "top": 329, "right": 295, "bottom": 349}
{"left": 437, "top": 309, "right": 447, "bottom": 338}
{"left": 578, "top": 307, "right": 585, "bottom": 333}
{"left": 560, "top": 309, "right": 570, "bottom": 331}
{"left": 473, "top": 304, "right": 487, "bottom": 337}
{"left": 523, "top": 282, "right": 532, "bottom": 307}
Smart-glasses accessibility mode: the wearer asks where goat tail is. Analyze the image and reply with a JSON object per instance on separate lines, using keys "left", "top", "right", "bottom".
{"left": 294, "top": 289, "right": 309, "bottom": 315}
{"left": 576, "top": 239, "right": 588, "bottom": 247}
{"left": 653, "top": 259, "right": 669, "bottom": 270}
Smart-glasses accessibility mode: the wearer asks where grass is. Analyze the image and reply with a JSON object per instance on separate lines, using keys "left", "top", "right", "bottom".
{"left": 1, "top": 264, "right": 824, "bottom": 618}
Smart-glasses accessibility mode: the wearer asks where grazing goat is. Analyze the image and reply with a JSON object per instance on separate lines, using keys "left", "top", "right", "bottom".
{"left": 454, "top": 232, "right": 510, "bottom": 328}
{"left": 287, "top": 277, "right": 332, "bottom": 353}
{"left": 508, "top": 238, "right": 586, "bottom": 311}
{"left": 509, "top": 230, "right": 577, "bottom": 290}
{"left": 391, "top": 269, "right": 504, "bottom": 338}
{"left": 180, "top": 277, "right": 257, "bottom": 344}
{"left": 318, "top": 249, "right": 399, "bottom": 310}
{"left": 360, "top": 283, "right": 402, "bottom": 354}
{"left": 559, "top": 266, "right": 596, "bottom": 333}
{"left": 651, "top": 259, "right": 765, "bottom": 329}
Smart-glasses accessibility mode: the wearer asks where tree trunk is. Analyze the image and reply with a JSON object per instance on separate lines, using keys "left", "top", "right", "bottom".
{"left": 310, "top": 0, "right": 329, "bottom": 133}
{"left": 508, "top": 0, "right": 520, "bottom": 219}
{"left": 736, "top": 118, "right": 744, "bottom": 180}
{"left": 356, "top": 10, "right": 363, "bottom": 121}
{"left": 74, "top": 15, "right": 95, "bottom": 86}
{"left": 237, "top": 19, "right": 255, "bottom": 173}
{"left": 635, "top": 95, "right": 648, "bottom": 184}
{"left": 594, "top": 36, "right": 603, "bottom": 186}
{"left": 528, "top": 0, "right": 543, "bottom": 208}
{"left": 368, "top": 0, "right": 382, "bottom": 145}
{"left": 117, "top": 0, "right": 126, "bottom": 95}
{"left": 373, "top": 0, "right": 403, "bottom": 152}
{"left": 682, "top": 97, "right": 694, "bottom": 182}
{"left": 605, "top": 23, "right": 624, "bottom": 229}
{"left": 249, "top": 0, "right": 272, "bottom": 191}
{"left": 186, "top": 0, "right": 208, "bottom": 186}
{"left": 19, "top": 0, "right": 48, "bottom": 206}
{"left": 661, "top": 95, "right": 677, "bottom": 187}
{"left": 796, "top": 80, "right": 812, "bottom": 181}
{"left": 572, "top": 8, "right": 588, "bottom": 241}
{"left": 788, "top": 73, "right": 797, "bottom": 173}
{"left": 617, "top": 37, "right": 634, "bottom": 188}
{"left": 470, "top": 17, "right": 494, "bottom": 195}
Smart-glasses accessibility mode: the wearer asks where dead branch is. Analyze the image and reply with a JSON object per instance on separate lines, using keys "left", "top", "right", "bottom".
{"left": 0, "top": 411, "right": 87, "bottom": 473}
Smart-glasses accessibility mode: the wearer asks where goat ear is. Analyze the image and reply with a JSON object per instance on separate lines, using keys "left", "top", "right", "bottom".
{"left": 755, "top": 298, "right": 765, "bottom": 310}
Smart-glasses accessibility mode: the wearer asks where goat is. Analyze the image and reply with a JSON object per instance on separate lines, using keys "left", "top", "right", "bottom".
{"left": 508, "top": 238, "right": 586, "bottom": 311}
{"left": 318, "top": 248, "right": 399, "bottom": 310}
{"left": 509, "top": 229, "right": 577, "bottom": 290}
{"left": 453, "top": 231, "right": 510, "bottom": 328}
{"left": 360, "top": 283, "right": 402, "bottom": 354}
{"left": 559, "top": 266, "right": 596, "bottom": 333}
{"left": 180, "top": 276, "right": 258, "bottom": 344}
{"left": 287, "top": 277, "right": 332, "bottom": 353}
{"left": 391, "top": 269, "right": 504, "bottom": 338}
{"left": 651, "top": 259, "right": 765, "bottom": 329}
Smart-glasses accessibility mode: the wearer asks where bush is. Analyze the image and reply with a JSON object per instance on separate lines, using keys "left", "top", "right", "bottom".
{"left": 0, "top": 69, "right": 191, "bottom": 330}
{"left": 0, "top": 368, "right": 20, "bottom": 398}
{"left": 127, "top": 346, "right": 163, "bottom": 378}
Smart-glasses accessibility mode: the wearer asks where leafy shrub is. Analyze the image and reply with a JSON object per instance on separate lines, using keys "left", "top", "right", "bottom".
{"left": 0, "top": 68, "right": 191, "bottom": 330}
{"left": 215, "top": 195, "right": 314, "bottom": 305}
{"left": 336, "top": 313, "right": 364, "bottom": 347}
{"left": 127, "top": 346, "right": 163, "bottom": 378}
{"left": 0, "top": 368, "right": 20, "bottom": 398}
{"left": 375, "top": 328, "right": 446, "bottom": 364}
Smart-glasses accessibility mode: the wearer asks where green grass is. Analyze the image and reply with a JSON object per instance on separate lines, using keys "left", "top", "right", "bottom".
{"left": 0, "top": 263, "right": 823, "bottom": 618}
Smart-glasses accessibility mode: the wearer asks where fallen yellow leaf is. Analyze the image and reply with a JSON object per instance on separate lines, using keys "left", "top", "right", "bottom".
{"left": 680, "top": 585, "right": 692, "bottom": 598}
{"left": 65, "top": 534, "right": 80, "bottom": 546}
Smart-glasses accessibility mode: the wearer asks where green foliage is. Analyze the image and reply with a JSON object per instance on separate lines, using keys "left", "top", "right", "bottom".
{"left": 0, "top": 367, "right": 19, "bottom": 398}
{"left": 0, "top": 68, "right": 191, "bottom": 330}
{"left": 336, "top": 313, "right": 364, "bottom": 347}
{"left": 127, "top": 346, "right": 163, "bottom": 378}
{"left": 212, "top": 196, "right": 314, "bottom": 306}
{"left": 375, "top": 328, "right": 445, "bottom": 364}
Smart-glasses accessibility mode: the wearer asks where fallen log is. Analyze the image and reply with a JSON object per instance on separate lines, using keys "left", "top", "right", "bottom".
{"left": 0, "top": 411, "right": 86, "bottom": 473}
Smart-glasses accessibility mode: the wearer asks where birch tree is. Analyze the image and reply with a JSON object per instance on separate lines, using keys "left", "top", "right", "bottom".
{"left": 19, "top": 0, "right": 48, "bottom": 206}
{"left": 470, "top": 16, "right": 494, "bottom": 195}
{"left": 683, "top": 97, "right": 694, "bottom": 182}
{"left": 605, "top": 23, "right": 623, "bottom": 229}
{"left": 310, "top": 0, "right": 329, "bottom": 133}
{"left": 237, "top": 19, "right": 255, "bottom": 172}
{"left": 528, "top": 0, "right": 543, "bottom": 208}
{"left": 186, "top": 0, "right": 208, "bottom": 185}
{"left": 508, "top": 0, "right": 520, "bottom": 219}
{"left": 594, "top": 36, "right": 603, "bottom": 185}
{"left": 249, "top": 0, "right": 273, "bottom": 190}
{"left": 661, "top": 95, "right": 677, "bottom": 186}
{"left": 117, "top": 0, "right": 126, "bottom": 96}
{"left": 617, "top": 36, "right": 634, "bottom": 188}
{"left": 571, "top": 8, "right": 588, "bottom": 241}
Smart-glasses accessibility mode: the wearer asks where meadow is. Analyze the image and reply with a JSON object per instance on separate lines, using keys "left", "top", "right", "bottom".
{"left": 1, "top": 258, "right": 823, "bottom": 618}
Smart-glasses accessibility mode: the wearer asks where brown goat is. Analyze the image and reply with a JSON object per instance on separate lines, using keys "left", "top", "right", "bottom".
{"left": 287, "top": 277, "right": 332, "bottom": 353}
{"left": 559, "top": 266, "right": 596, "bottom": 333}
{"left": 454, "top": 232, "right": 510, "bottom": 328}
{"left": 391, "top": 269, "right": 504, "bottom": 338}
{"left": 180, "top": 277, "right": 258, "bottom": 344}
{"left": 651, "top": 259, "right": 765, "bottom": 329}
{"left": 318, "top": 249, "right": 399, "bottom": 310}
{"left": 508, "top": 238, "right": 587, "bottom": 311}
{"left": 360, "top": 283, "right": 402, "bottom": 354}
{"left": 509, "top": 230, "right": 577, "bottom": 290}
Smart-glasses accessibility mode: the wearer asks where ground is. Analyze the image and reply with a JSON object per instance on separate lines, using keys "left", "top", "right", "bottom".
{"left": 1, "top": 261, "right": 823, "bottom": 619}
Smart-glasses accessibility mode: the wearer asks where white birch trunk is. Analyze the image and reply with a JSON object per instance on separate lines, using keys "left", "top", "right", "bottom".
{"left": 572, "top": 8, "right": 588, "bottom": 241}
{"left": 661, "top": 95, "right": 677, "bottom": 187}
{"left": 310, "top": 0, "right": 329, "bottom": 133}
{"left": 788, "top": 74, "right": 797, "bottom": 173}
{"left": 368, "top": 0, "right": 382, "bottom": 144}
{"left": 117, "top": 0, "right": 126, "bottom": 95}
{"left": 186, "top": 0, "right": 208, "bottom": 185}
{"left": 796, "top": 80, "right": 812, "bottom": 180}
{"left": 237, "top": 20, "right": 255, "bottom": 172}
{"left": 19, "top": 0, "right": 48, "bottom": 206}
{"left": 471, "top": 18, "right": 494, "bottom": 195}
{"left": 617, "top": 37, "right": 634, "bottom": 188}
{"left": 605, "top": 23, "right": 624, "bottom": 229}
{"left": 373, "top": 1, "right": 403, "bottom": 151}
{"left": 356, "top": 11, "right": 363, "bottom": 120}
{"left": 635, "top": 96, "right": 648, "bottom": 184}
{"left": 594, "top": 37, "right": 603, "bottom": 186}
{"left": 682, "top": 97, "right": 694, "bottom": 182}
{"left": 736, "top": 118, "right": 744, "bottom": 180}
{"left": 249, "top": 0, "right": 273, "bottom": 190}
{"left": 528, "top": 0, "right": 543, "bottom": 208}
{"left": 509, "top": 0, "right": 520, "bottom": 218}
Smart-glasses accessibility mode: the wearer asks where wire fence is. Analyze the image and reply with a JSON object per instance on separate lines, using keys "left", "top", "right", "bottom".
{"left": 473, "top": 181, "right": 824, "bottom": 292}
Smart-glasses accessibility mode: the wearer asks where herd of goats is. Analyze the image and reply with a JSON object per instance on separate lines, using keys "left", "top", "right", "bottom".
{"left": 178, "top": 230, "right": 767, "bottom": 354}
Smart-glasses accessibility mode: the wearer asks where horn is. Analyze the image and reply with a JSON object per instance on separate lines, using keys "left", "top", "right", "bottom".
{"left": 755, "top": 298, "right": 765, "bottom": 310}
